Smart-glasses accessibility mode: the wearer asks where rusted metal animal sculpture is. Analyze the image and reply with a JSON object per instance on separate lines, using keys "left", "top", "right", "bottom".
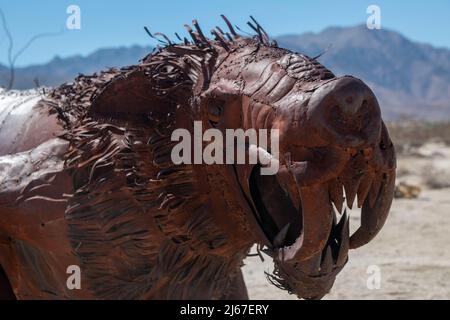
{"left": 0, "top": 17, "right": 396, "bottom": 300}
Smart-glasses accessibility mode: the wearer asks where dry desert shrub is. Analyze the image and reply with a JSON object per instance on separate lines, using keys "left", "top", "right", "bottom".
{"left": 387, "top": 121, "right": 450, "bottom": 155}
{"left": 394, "top": 182, "right": 422, "bottom": 199}
{"left": 421, "top": 164, "right": 450, "bottom": 189}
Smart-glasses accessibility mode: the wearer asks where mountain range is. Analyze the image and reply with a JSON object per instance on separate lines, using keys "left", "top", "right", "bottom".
{"left": 1, "top": 24, "right": 449, "bottom": 120}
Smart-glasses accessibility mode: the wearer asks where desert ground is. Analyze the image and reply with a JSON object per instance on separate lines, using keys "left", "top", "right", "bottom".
{"left": 243, "top": 139, "right": 450, "bottom": 300}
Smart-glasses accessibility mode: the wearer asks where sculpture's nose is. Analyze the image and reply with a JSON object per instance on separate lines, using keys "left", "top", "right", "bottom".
{"left": 306, "top": 76, "right": 382, "bottom": 147}
{"left": 331, "top": 77, "right": 370, "bottom": 115}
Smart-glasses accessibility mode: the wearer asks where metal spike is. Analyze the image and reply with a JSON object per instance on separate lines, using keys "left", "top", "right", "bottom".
{"left": 216, "top": 26, "right": 226, "bottom": 35}
{"left": 250, "top": 15, "right": 270, "bottom": 43}
{"left": 273, "top": 223, "right": 290, "bottom": 248}
{"left": 329, "top": 179, "right": 344, "bottom": 214}
{"left": 337, "top": 211, "right": 350, "bottom": 266}
{"left": 357, "top": 173, "right": 373, "bottom": 208}
{"left": 220, "top": 14, "right": 238, "bottom": 37}
{"left": 320, "top": 245, "right": 334, "bottom": 274}
{"left": 174, "top": 32, "right": 183, "bottom": 42}
{"left": 224, "top": 32, "right": 233, "bottom": 42}
{"left": 332, "top": 207, "right": 338, "bottom": 226}
{"left": 144, "top": 27, "right": 166, "bottom": 44}
{"left": 343, "top": 174, "right": 362, "bottom": 210}
{"left": 184, "top": 24, "right": 201, "bottom": 46}
{"left": 192, "top": 19, "right": 209, "bottom": 44}
{"left": 154, "top": 32, "right": 173, "bottom": 45}
{"left": 312, "top": 43, "right": 332, "bottom": 60}
{"left": 144, "top": 26, "right": 153, "bottom": 38}
{"left": 215, "top": 26, "right": 233, "bottom": 42}
{"left": 234, "top": 24, "right": 252, "bottom": 36}
{"left": 211, "top": 29, "right": 230, "bottom": 50}
{"left": 369, "top": 174, "right": 382, "bottom": 208}
{"left": 334, "top": 209, "right": 348, "bottom": 241}
{"left": 247, "top": 21, "right": 263, "bottom": 41}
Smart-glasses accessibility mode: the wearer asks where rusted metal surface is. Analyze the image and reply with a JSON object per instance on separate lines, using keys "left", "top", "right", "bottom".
{"left": 0, "top": 17, "right": 396, "bottom": 300}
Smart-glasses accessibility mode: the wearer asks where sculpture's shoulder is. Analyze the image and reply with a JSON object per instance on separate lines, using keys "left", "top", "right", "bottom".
{"left": 41, "top": 68, "right": 124, "bottom": 129}
{"left": 0, "top": 89, "right": 65, "bottom": 156}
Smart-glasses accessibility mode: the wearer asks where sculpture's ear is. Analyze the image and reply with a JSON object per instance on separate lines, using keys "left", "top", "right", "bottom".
{"left": 89, "top": 70, "right": 171, "bottom": 118}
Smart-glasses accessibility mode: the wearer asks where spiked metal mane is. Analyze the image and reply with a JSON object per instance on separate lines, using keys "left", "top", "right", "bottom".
{"left": 44, "top": 16, "right": 278, "bottom": 129}
{"left": 144, "top": 15, "right": 276, "bottom": 51}
{"left": 137, "top": 15, "right": 279, "bottom": 102}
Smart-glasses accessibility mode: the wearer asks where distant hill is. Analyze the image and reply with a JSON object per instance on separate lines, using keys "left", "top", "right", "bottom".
{"left": 276, "top": 25, "right": 450, "bottom": 120}
{"left": 1, "top": 25, "right": 449, "bottom": 120}
{"left": 0, "top": 45, "right": 152, "bottom": 90}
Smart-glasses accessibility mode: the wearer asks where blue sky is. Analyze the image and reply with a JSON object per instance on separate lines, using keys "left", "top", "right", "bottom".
{"left": 0, "top": 0, "right": 449, "bottom": 67}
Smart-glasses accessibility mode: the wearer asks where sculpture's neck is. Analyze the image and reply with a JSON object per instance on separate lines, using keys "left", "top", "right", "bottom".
{"left": 144, "top": 239, "right": 249, "bottom": 299}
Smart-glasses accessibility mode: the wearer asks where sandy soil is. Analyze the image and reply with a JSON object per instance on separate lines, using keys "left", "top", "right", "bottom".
{"left": 243, "top": 143, "right": 450, "bottom": 300}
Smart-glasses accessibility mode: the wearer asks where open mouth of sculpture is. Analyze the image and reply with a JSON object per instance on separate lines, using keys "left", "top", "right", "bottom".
{"left": 249, "top": 166, "right": 349, "bottom": 267}
{"left": 248, "top": 161, "right": 393, "bottom": 267}
{"left": 249, "top": 166, "right": 304, "bottom": 251}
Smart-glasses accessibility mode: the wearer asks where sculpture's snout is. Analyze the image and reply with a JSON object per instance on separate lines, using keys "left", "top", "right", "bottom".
{"left": 306, "top": 76, "right": 382, "bottom": 148}
{"left": 328, "top": 76, "right": 372, "bottom": 115}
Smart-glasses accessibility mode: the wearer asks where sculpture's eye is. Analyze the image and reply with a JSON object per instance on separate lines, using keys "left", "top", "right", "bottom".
{"left": 207, "top": 101, "right": 224, "bottom": 127}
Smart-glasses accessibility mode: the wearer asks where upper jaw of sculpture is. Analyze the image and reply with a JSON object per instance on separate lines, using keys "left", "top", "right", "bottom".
{"left": 241, "top": 76, "right": 396, "bottom": 298}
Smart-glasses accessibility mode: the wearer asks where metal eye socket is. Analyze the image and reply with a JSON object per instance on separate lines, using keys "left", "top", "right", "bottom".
{"left": 207, "top": 102, "right": 224, "bottom": 126}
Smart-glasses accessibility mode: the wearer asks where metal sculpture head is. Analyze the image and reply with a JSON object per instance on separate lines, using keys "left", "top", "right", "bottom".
{"left": 91, "top": 16, "right": 396, "bottom": 299}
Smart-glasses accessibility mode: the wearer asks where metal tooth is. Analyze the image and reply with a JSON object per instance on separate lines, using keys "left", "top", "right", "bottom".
{"left": 273, "top": 223, "right": 290, "bottom": 248}
{"left": 357, "top": 173, "right": 373, "bottom": 208}
{"left": 332, "top": 207, "right": 338, "bottom": 226}
{"left": 329, "top": 179, "right": 344, "bottom": 214}
{"left": 334, "top": 209, "right": 348, "bottom": 241}
{"left": 350, "top": 172, "right": 394, "bottom": 250}
{"left": 369, "top": 174, "right": 382, "bottom": 208}
{"left": 333, "top": 209, "right": 349, "bottom": 244}
{"left": 320, "top": 245, "right": 334, "bottom": 274}
{"left": 342, "top": 175, "right": 362, "bottom": 210}
{"left": 336, "top": 211, "right": 350, "bottom": 266}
